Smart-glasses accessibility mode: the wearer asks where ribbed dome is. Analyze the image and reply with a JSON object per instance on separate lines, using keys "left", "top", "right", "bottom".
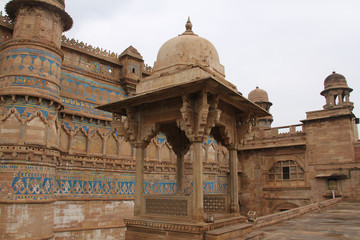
{"left": 248, "top": 87, "right": 269, "bottom": 103}
{"left": 153, "top": 18, "right": 225, "bottom": 77}
{"left": 324, "top": 71, "right": 349, "bottom": 90}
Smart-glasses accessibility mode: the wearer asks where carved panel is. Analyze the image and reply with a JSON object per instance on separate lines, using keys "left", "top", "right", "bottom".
{"left": 203, "top": 195, "right": 228, "bottom": 213}
{"left": 145, "top": 196, "right": 188, "bottom": 217}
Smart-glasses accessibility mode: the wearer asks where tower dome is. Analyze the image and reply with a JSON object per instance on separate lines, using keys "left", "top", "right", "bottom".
{"left": 321, "top": 71, "right": 353, "bottom": 110}
{"left": 153, "top": 18, "right": 225, "bottom": 78}
{"left": 248, "top": 86, "right": 270, "bottom": 103}
{"left": 324, "top": 71, "right": 349, "bottom": 90}
{"left": 248, "top": 87, "right": 273, "bottom": 129}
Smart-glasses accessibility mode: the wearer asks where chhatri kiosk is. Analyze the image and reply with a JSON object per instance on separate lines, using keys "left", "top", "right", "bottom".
{"left": 100, "top": 19, "right": 269, "bottom": 240}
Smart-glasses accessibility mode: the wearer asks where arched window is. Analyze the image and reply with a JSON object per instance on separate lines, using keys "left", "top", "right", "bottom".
{"left": 268, "top": 160, "right": 304, "bottom": 182}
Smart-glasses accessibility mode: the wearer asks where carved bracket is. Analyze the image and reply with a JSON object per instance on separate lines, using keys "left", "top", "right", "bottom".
{"left": 177, "top": 91, "right": 221, "bottom": 143}
{"left": 237, "top": 114, "right": 257, "bottom": 145}
{"left": 111, "top": 109, "right": 158, "bottom": 148}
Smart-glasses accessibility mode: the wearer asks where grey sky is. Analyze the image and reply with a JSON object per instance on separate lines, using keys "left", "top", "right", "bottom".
{"left": 1, "top": 0, "right": 359, "bottom": 127}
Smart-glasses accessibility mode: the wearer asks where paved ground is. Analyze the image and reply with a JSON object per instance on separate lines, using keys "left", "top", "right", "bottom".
{"left": 258, "top": 200, "right": 360, "bottom": 240}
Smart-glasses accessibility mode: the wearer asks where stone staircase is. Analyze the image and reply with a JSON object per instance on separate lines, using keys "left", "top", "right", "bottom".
{"left": 205, "top": 222, "right": 253, "bottom": 240}
{"left": 204, "top": 214, "right": 255, "bottom": 240}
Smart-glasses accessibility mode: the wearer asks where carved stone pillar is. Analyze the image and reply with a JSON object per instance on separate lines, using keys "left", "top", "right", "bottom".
{"left": 176, "top": 154, "right": 185, "bottom": 196}
{"left": 134, "top": 142, "right": 146, "bottom": 216}
{"left": 229, "top": 148, "right": 240, "bottom": 214}
{"left": 192, "top": 141, "right": 204, "bottom": 221}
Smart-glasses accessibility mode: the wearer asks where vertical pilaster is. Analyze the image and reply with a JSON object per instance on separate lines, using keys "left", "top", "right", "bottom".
{"left": 229, "top": 149, "right": 240, "bottom": 214}
{"left": 134, "top": 145, "right": 145, "bottom": 216}
{"left": 176, "top": 154, "right": 185, "bottom": 195}
{"left": 192, "top": 141, "right": 204, "bottom": 221}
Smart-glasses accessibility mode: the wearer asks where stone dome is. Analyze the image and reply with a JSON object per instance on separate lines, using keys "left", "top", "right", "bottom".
{"left": 248, "top": 87, "right": 269, "bottom": 103}
{"left": 153, "top": 18, "right": 225, "bottom": 77}
{"left": 324, "top": 71, "right": 349, "bottom": 90}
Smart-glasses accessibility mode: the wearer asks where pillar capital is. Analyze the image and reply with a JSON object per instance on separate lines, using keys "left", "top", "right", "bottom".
{"left": 132, "top": 141, "right": 148, "bottom": 149}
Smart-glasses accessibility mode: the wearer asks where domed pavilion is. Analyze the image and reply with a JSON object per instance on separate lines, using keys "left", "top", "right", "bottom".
{"left": 248, "top": 86, "right": 273, "bottom": 129}
{"left": 321, "top": 71, "right": 353, "bottom": 110}
{"left": 99, "top": 19, "right": 270, "bottom": 239}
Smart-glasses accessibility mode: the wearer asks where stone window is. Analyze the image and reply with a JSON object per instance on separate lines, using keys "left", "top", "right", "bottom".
{"left": 328, "top": 179, "right": 338, "bottom": 190}
{"left": 268, "top": 160, "right": 304, "bottom": 182}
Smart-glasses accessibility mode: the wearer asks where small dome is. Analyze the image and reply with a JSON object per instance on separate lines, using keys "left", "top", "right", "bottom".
{"left": 324, "top": 71, "right": 349, "bottom": 90}
{"left": 248, "top": 87, "right": 269, "bottom": 103}
{"left": 153, "top": 18, "right": 225, "bottom": 77}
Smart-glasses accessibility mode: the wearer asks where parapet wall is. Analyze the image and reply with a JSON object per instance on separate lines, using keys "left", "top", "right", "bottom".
{"left": 253, "top": 197, "right": 342, "bottom": 229}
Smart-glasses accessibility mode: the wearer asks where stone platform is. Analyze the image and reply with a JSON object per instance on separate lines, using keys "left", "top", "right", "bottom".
{"left": 247, "top": 200, "right": 360, "bottom": 240}
{"left": 124, "top": 214, "right": 247, "bottom": 240}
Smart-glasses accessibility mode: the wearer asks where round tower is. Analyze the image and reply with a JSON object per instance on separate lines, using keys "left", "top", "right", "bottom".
{"left": 321, "top": 71, "right": 353, "bottom": 110}
{"left": 0, "top": 1, "right": 72, "bottom": 239}
{"left": 248, "top": 86, "right": 273, "bottom": 129}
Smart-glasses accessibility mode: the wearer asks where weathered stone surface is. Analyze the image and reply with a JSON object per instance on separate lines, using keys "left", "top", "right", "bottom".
{"left": 0, "top": 1, "right": 359, "bottom": 239}
{"left": 257, "top": 200, "right": 360, "bottom": 239}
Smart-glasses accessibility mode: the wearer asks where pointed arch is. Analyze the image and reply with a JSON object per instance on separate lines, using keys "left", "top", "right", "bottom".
{"left": 120, "top": 138, "right": 132, "bottom": 157}
{"left": 106, "top": 133, "right": 119, "bottom": 156}
{"left": 0, "top": 113, "right": 21, "bottom": 144}
{"left": 147, "top": 139, "right": 159, "bottom": 160}
{"left": 89, "top": 130, "right": 103, "bottom": 155}
{"left": 207, "top": 144, "right": 217, "bottom": 163}
{"left": 59, "top": 126, "right": 69, "bottom": 152}
{"left": 25, "top": 116, "right": 46, "bottom": 145}
{"left": 72, "top": 129, "right": 87, "bottom": 153}
{"left": 159, "top": 142, "right": 172, "bottom": 162}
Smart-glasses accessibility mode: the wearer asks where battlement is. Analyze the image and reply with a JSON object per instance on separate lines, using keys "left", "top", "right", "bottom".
{"left": 61, "top": 35, "right": 120, "bottom": 63}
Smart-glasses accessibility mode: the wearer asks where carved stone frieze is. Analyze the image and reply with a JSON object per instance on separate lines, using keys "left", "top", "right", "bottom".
{"left": 0, "top": 145, "right": 59, "bottom": 166}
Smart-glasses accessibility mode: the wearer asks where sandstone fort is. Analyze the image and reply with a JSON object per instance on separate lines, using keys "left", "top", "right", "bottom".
{"left": 0, "top": 0, "right": 359, "bottom": 239}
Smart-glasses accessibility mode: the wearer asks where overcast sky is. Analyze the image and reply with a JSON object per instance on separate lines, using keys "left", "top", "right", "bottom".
{"left": 1, "top": 0, "right": 360, "bottom": 127}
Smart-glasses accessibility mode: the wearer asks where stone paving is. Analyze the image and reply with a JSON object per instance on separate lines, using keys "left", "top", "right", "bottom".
{"left": 258, "top": 200, "right": 360, "bottom": 240}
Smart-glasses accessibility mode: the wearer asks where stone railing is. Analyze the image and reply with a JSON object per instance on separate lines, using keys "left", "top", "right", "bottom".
{"left": 259, "top": 124, "right": 304, "bottom": 139}
{"left": 253, "top": 197, "right": 342, "bottom": 229}
{"left": 145, "top": 195, "right": 189, "bottom": 217}
{"left": 242, "top": 124, "right": 306, "bottom": 150}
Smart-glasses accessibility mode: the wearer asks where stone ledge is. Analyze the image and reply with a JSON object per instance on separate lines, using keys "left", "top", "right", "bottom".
{"left": 253, "top": 197, "right": 342, "bottom": 229}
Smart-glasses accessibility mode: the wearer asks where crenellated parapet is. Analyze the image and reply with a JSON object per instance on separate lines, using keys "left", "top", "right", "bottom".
{"left": 61, "top": 35, "right": 120, "bottom": 64}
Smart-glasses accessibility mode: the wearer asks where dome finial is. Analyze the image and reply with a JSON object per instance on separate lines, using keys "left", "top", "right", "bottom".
{"left": 186, "top": 17, "right": 192, "bottom": 32}
{"left": 180, "top": 17, "right": 197, "bottom": 36}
